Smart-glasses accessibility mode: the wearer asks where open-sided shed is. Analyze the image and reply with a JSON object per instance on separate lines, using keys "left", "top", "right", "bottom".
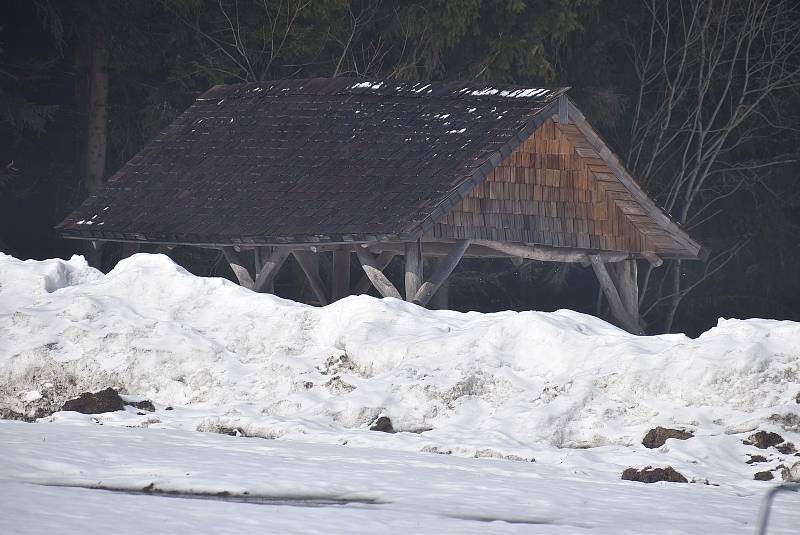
{"left": 58, "top": 78, "right": 705, "bottom": 333}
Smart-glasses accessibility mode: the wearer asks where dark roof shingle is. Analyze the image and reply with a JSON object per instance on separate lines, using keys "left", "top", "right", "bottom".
{"left": 57, "top": 78, "right": 564, "bottom": 245}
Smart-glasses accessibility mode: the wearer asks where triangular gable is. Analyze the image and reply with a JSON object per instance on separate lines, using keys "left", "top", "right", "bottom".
{"left": 419, "top": 100, "right": 705, "bottom": 260}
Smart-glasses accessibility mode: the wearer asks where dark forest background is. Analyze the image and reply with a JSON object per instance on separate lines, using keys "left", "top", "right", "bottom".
{"left": 1, "top": 0, "right": 799, "bottom": 336}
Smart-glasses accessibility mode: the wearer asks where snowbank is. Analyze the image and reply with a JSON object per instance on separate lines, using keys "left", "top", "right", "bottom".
{"left": 1, "top": 253, "right": 798, "bottom": 469}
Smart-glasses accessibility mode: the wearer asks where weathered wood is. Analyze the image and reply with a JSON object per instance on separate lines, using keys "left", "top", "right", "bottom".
{"left": 610, "top": 259, "right": 639, "bottom": 323}
{"left": 222, "top": 246, "right": 254, "bottom": 289}
{"left": 254, "top": 246, "right": 271, "bottom": 274}
{"left": 331, "top": 249, "right": 351, "bottom": 301}
{"left": 568, "top": 104, "right": 705, "bottom": 259}
{"left": 589, "top": 255, "right": 642, "bottom": 334}
{"left": 474, "top": 240, "right": 631, "bottom": 264}
{"left": 292, "top": 250, "right": 330, "bottom": 305}
{"left": 353, "top": 251, "right": 395, "bottom": 294}
{"left": 355, "top": 247, "right": 402, "bottom": 299}
{"left": 412, "top": 239, "right": 470, "bottom": 306}
{"left": 558, "top": 94, "right": 569, "bottom": 124}
{"left": 253, "top": 247, "right": 289, "bottom": 293}
{"left": 404, "top": 240, "right": 423, "bottom": 301}
{"left": 369, "top": 240, "right": 634, "bottom": 263}
{"left": 641, "top": 251, "right": 663, "bottom": 267}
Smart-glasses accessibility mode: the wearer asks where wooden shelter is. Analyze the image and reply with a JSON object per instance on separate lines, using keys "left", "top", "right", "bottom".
{"left": 58, "top": 78, "right": 706, "bottom": 333}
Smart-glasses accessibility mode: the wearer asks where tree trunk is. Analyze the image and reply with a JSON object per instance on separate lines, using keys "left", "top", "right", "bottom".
{"left": 85, "top": 34, "right": 109, "bottom": 195}
{"left": 663, "top": 260, "right": 682, "bottom": 333}
{"left": 82, "top": 1, "right": 109, "bottom": 267}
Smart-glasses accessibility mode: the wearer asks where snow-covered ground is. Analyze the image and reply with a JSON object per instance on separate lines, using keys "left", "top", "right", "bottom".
{"left": 1, "top": 252, "right": 799, "bottom": 533}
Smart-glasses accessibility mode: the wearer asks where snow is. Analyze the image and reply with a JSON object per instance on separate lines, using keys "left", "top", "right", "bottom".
{"left": 1, "top": 252, "right": 799, "bottom": 533}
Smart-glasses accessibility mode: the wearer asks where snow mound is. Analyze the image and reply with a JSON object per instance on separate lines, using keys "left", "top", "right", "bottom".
{"left": 1, "top": 253, "right": 798, "bottom": 460}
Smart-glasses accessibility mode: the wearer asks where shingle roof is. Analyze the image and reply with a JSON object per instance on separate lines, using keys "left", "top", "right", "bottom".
{"left": 57, "top": 78, "right": 565, "bottom": 245}
{"left": 56, "top": 77, "right": 703, "bottom": 260}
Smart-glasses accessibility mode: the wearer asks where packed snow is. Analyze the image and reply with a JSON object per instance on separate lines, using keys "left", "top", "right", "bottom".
{"left": 1, "top": 252, "right": 799, "bottom": 533}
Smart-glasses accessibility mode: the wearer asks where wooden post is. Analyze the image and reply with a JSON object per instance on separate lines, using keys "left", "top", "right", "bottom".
{"left": 412, "top": 240, "right": 470, "bottom": 306}
{"left": 355, "top": 247, "right": 402, "bottom": 299}
{"left": 253, "top": 248, "right": 289, "bottom": 293}
{"left": 254, "top": 246, "right": 270, "bottom": 275}
{"left": 404, "top": 240, "right": 423, "bottom": 301}
{"left": 353, "top": 251, "right": 395, "bottom": 294}
{"left": 331, "top": 248, "right": 351, "bottom": 301}
{"left": 292, "top": 250, "right": 330, "bottom": 305}
{"left": 610, "top": 259, "right": 639, "bottom": 323}
{"left": 589, "top": 255, "right": 642, "bottom": 334}
{"left": 222, "top": 247, "right": 254, "bottom": 289}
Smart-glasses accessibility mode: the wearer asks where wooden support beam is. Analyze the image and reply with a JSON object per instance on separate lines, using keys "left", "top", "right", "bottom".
{"left": 589, "top": 255, "right": 642, "bottom": 334}
{"left": 404, "top": 240, "right": 423, "bottom": 301}
{"left": 412, "top": 240, "right": 470, "bottom": 306}
{"left": 222, "top": 247, "right": 254, "bottom": 289}
{"left": 641, "top": 251, "right": 663, "bottom": 267}
{"left": 353, "top": 251, "right": 395, "bottom": 295}
{"left": 609, "top": 259, "right": 639, "bottom": 323}
{"left": 368, "top": 240, "right": 632, "bottom": 262}
{"left": 474, "top": 240, "right": 631, "bottom": 263}
{"left": 254, "top": 246, "right": 271, "bottom": 274}
{"left": 253, "top": 247, "right": 289, "bottom": 293}
{"left": 331, "top": 249, "right": 351, "bottom": 301}
{"left": 292, "top": 250, "right": 330, "bottom": 305}
{"left": 355, "top": 247, "right": 402, "bottom": 299}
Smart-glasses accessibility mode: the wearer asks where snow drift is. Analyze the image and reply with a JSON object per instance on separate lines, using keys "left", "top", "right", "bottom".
{"left": 1, "top": 252, "right": 798, "bottom": 463}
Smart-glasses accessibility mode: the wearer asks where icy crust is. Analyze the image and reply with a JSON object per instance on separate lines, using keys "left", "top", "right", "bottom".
{"left": 1, "top": 252, "right": 798, "bottom": 459}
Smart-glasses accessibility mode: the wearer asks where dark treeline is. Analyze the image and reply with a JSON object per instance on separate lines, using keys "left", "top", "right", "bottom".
{"left": 2, "top": 0, "right": 799, "bottom": 335}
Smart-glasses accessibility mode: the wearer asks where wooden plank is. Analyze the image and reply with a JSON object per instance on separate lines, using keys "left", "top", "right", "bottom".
{"left": 331, "top": 249, "right": 351, "bottom": 301}
{"left": 353, "top": 251, "right": 395, "bottom": 294}
{"left": 404, "top": 240, "right": 423, "bottom": 301}
{"left": 253, "top": 247, "right": 289, "bottom": 293}
{"left": 412, "top": 240, "right": 470, "bottom": 306}
{"left": 590, "top": 255, "right": 642, "bottom": 334}
{"left": 355, "top": 247, "right": 402, "bottom": 299}
{"left": 292, "top": 250, "right": 330, "bottom": 305}
{"left": 221, "top": 247, "right": 254, "bottom": 289}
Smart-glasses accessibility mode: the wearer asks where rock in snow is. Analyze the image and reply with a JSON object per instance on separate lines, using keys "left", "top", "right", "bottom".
{"left": 745, "top": 431, "right": 785, "bottom": 449}
{"left": 61, "top": 388, "right": 125, "bottom": 414}
{"left": 642, "top": 427, "right": 694, "bottom": 449}
{"left": 621, "top": 466, "right": 688, "bottom": 484}
{"left": 753, "top": 470, "right": 775, "bottom": 481}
